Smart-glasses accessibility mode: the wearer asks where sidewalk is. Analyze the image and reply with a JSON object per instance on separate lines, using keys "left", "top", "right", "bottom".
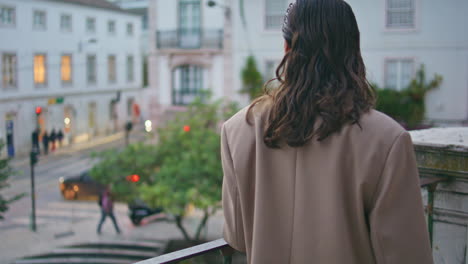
{"left": 10, "top": 128, "right": 147, "bottom": 169}
{"left": 0, "top": 204, "right": 224, "bottom": 264}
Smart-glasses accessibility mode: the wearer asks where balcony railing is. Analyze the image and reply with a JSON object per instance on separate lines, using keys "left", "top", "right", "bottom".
{"left": 157, "top": 29, "right": 223, "bottom": 50}
{"left": 134, "top": 177, "right": 448, "bottom": 264}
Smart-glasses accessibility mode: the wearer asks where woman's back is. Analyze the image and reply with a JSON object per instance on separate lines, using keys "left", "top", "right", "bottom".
{"left": 222, "top": 101, "right": 433, "bottom": 263}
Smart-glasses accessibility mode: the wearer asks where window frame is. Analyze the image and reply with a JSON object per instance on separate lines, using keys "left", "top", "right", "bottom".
{"left": 108, "top": 20, "right": 116, "bottom": 35}
{"left": 172, "top": 64, "right": 205, "bottom": 106}
{"left": 86, "top": 17, "right": 96, "bottom": 33}
{"left": 263, "top": 0, "right": 289, "bottom": 32}
{"left": 383, "top": 57, "right": 416, "bottom": 91}
{"left": 0, "top": 5, "right": 15, "bottom": 27}
{"left": 108, "top": 55, "right": 117, "bottom": 84}
{"left": 33, "top": 53, "right": 48, "bottom": 87}
{"left": 60, "top": 53, "right": 73, "bottom": 86}
{"left": 60, "top": 13, "right": 72, "bottom": 32}
{"left": 86, "top": 54, "right": 97, "bottom": 85}
{"left": 33, "top": 10, "right": 47, "bottom": 30}
{"left": 126, "top": 55, "right": 134, "bottom": 83}
{"left": 384, "top": 0, "right": 418, "bottom": 31}
{"left": 1, "top": 52, "right": 18, "bottom": 90}
{"left": 126, "top": 22, "right": 134, "bottom": 36}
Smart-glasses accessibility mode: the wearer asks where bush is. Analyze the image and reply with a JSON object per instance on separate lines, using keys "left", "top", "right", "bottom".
{"left": 375, "top": 65, "right": 442, "bottom": 129}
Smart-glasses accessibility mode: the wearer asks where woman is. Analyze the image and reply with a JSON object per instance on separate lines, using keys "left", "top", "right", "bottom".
{"left": 221, "top": 0, "right": 433, "bottom": 263}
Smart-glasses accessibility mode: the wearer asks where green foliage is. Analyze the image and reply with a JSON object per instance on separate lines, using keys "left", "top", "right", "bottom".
{"left": 375, "top": 65, "right": 442, "bottom": 128}
{"left": 240, "top": 56, "right": 264, "bottom": 100}
{"left": 90, "top": 143, "right": 160, "bottom": 202}
{"left": 90, "top": 98, "right": 239, "bottom": 241}
{"left": 140, "top": 98, "right": 238, "bottom": 241}
{"left": 0, "top": 141, "right": 22, "bottom": 220}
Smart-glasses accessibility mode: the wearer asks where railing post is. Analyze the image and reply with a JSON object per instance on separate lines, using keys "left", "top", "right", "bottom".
{"left": 427, "top": 183, "right": 438, "bottom": 247}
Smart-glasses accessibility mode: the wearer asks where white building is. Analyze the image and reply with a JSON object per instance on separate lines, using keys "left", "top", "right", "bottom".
{"left": 148, "top": 0, "right": 229, "bottom": 124}
{"left": 0, "top": 0, "right": 143, "bottom": 158}
{"left": 149, "top": 0, "right": 468, "bottom": 126}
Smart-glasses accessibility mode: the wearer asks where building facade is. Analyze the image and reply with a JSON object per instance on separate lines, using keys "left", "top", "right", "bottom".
{"left": 149, "top": 0, "right": 468, "bottom": 126}
{"left": 0, "top": 0, "right": 143, "bottom": 157}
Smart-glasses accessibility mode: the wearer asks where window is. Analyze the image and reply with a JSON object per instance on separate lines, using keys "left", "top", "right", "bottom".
{"left": 86, "top": 55, "right": 97, "bottom": 84}
{"left": 86, "top": 17, "right": 96, "bottom": 33}
{"left": 142, "top": 14, "right": 148, "bottom": 30}
{"left": 108, "top": 20, "right": 115, "bottom": 34}
{"left": 384, "top": 59, "right": 414, "bottom": 90}
{"left": 60, "top": 14, "right": 72, "bottom": 32}
{"left": 34, "top": 54, "right": 47, "bottom": 85}
{"left": 265, "top": 0, "right": 287, "bottom": 30}
{"left": 179, "top": 0, "right": 201, "bottom": 48}
{"left": 386, "top": 0, "right": 415, "bottom": 29}
{"left": 61, "top": 55, "right": 72, "bottom": 83}
{"left": 126, "top": 55, "right": 134, "bottom": 82}
{"left": 0, "top": 6, "right": 15, "bottom": 26}
{"left": 126, "top": 23, "right": 133, "bottom": 36}
{"left": 265, "top": 60, "right": 280, "bottom": 81}
{"left": 173, "top": 65, "right": 204, "bottom": 105}
{"left": 33, "top": 10, "right": 46, "bottom": 30}
{"left": 108, "top": 55, "right": 116, "bottom": 83}
{"left": 2, "top": 53, "right": 17, "bottom": 88}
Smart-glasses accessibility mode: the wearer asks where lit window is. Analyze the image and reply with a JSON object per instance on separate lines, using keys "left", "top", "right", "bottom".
{"left": 33, "top": 10, "right": 46, "bottom": 30}
{"left": 87, "top": 55, "right": 97, "bottom": 84}
{"left": 126, "top": 55, "right": 134, "bottom": 82}
{"left": 265, "top": 0, "right": 288, "bottom": 30}
{"left": 60, "top": 14, "right": 72, "bottom": 32}
{"left": 34, "top": 54, "right": 47, "bottom": 85}
{"left": 61, "top": 55, "right": 72, "bottom": 83}
{"left": 108, "top": 20, "right": 115, "bottom": 34}
{"left": 2, "top": 53, "right": 17, "bottom": 88}
{"left": 108, "top": 55, "right": 116, "bottom": 83}
{"left": 0, "top": 6, "right": 15, "bottom": 26}
{"left": 384, "top": 59, "right": 414, "bottom": 90}
{"left": 386, "top": 0, "right": 415, "bottom": 29}
{"left": 126, "top": 23, "right": 133, "bottom": 36}
{"left": 86, "top": 17, "right": 96, "bottom": 33}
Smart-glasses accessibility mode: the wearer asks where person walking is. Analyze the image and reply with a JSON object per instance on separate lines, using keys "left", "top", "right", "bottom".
{"left": 42, "top": 131, "right": 49, "bottom": 155}
{"left": 97, "top": 187, "right": 121, "bottom": 235}
{"left": 49, "top": 129, "right": 57, "bottom": 151}
{"left": 57, "top": 129, "right": 64, "bottom": 147}
{"left": 221, "top": 1, "right": 433, "bottom": 263}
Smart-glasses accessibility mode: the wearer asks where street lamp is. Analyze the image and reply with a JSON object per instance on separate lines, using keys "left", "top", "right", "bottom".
{"left": 207, "top": 0, "right": 231, "bottom": 19}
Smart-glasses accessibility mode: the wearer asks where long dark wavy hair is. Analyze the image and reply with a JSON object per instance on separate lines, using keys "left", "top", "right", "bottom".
{"left": 247, "top": 0, "right": 375, "bottom": 148}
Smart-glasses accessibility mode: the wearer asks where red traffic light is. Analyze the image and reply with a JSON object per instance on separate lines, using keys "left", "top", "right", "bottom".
{"left": 183, "top": 125, "right": 191, "bottom": 132}
{"left": 127, "top": 174, "right": 140, "bottom": 182}
{"left": 35, "top": 107, "right": 42, "bottom": 115}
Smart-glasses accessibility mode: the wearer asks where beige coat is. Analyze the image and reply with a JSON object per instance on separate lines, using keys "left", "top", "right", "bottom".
{"left": 221, "top": 102, "right": 433, "bottom": 264}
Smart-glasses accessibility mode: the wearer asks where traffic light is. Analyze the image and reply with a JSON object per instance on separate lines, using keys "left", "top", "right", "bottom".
{"left": 127, "top": 174, "right": 140, "bottom": 183}
{"left": 30, "top": 151, "right": 39, "bottom": 165}
{"left": 183, "top": 125, "right": 191, "bottom": 132}
{"left": 35, "top": 107, "right": 42, "bottom": 115}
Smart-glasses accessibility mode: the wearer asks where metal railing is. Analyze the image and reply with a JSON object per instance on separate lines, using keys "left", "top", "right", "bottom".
{"left": 136, "top": 177, "right": 449, "bottom": 264}
{"left": 156, "top": 29, "right": 223, "bottom": 50}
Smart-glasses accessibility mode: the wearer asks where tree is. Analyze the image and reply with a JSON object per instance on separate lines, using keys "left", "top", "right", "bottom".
{"left": 240, "top": 56, "right": 264, "bottom": 100}
{"left": 140, "top": 98, "right": 238, "bottom": 242}
{"left": 0, "top": 140, "right": 22, "bottom": 220}
{"left": 375, "top": 64, "right": 442, "bottom": 128}
{"left": 90, "top": 98, "right": 238, "bottom": 242}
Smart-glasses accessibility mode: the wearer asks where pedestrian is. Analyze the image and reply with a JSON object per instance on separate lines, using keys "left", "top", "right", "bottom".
{"left": 31, "top": 128, "right": 40, "bottom": 154}
{"left": 49, "top": 129, "right": 57, "bottom": 151}
{"left": 97, "top": 187, "right": 121, "bottom": 235}
{"left": 221, "top": 1, "right": 433, "bottom": 263}
{"left": 42, "top": 131, "right": 49, "bottom": 155}
{"left": 57, "top": 129, "right": 64, "bottom": 147}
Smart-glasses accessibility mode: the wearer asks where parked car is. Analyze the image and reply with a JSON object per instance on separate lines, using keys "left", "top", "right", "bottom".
{"left": 59, "top": 171, "right": 103, "bottom": 200}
